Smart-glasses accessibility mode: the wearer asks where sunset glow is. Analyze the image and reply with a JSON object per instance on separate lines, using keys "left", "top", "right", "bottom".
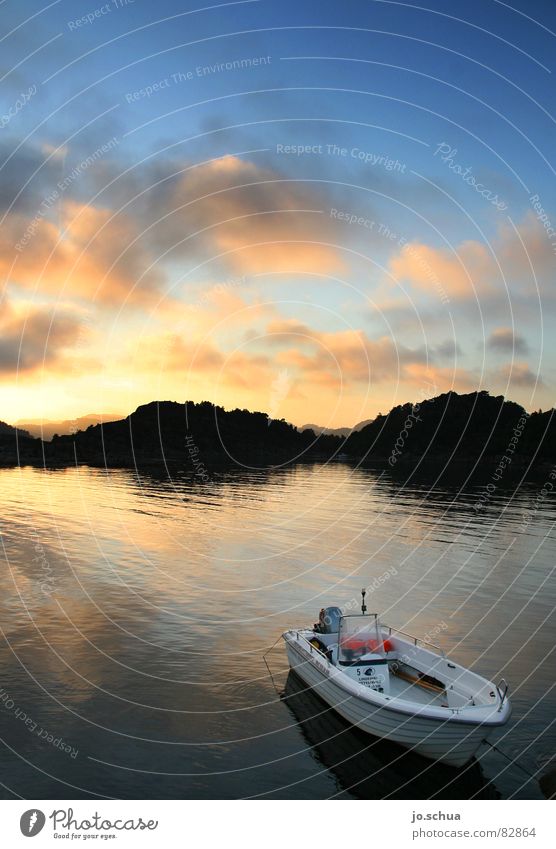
{"left": 1, "top": 1, "right": 554, "bottom": 428}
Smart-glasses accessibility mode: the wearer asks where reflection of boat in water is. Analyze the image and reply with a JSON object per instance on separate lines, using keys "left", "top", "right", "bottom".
{"left": 283, "top": 594, "right": 511, "bottom": 767}
{"left": 282, "top": 670, "right": 499, "bottom": 799}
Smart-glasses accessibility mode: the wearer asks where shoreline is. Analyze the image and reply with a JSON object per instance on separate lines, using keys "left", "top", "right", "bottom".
{"left": 1, "top": 451, "right": 553, "bottom": 484}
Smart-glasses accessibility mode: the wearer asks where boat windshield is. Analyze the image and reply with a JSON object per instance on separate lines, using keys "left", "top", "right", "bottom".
{"left": 338, "top": 614, "right": 384, "bottom": 664}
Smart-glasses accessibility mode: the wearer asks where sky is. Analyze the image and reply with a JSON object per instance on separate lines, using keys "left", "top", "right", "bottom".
{"left": 1, "top": 0, "right": 555, "bottom": 428}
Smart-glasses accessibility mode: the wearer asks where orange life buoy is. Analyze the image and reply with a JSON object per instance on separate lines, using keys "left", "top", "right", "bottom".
{"left": 341, "top": 637, "right": 394, "bottom": 653}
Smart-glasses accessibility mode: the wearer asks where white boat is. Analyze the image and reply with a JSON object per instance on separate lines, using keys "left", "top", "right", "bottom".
{"left": 282, "top": 593, "right": 511, "bottom": 768}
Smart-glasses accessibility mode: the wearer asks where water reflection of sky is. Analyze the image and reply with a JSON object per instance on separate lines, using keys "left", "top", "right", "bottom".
{"left": 0, "top": 463, "right": 554, "bottom": 798}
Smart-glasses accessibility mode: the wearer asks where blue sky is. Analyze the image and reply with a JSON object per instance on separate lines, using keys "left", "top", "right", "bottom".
{"left": 1, "top": 0, "right": 555, "bottom": 426}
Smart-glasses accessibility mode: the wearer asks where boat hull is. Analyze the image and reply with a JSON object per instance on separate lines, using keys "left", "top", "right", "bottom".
{"left": 284, "top": 634, "right": 505, "bottom": 768}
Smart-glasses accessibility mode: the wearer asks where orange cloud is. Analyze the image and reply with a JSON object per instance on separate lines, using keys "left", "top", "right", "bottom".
{"left": 0, "top": 202, "right": 164, "bottom": 306}
{"left": 0, "top": 295, "right": 85, "bottom": 377}
{"left": 387, "top": 213, "right": 554, "bottom": 304}
{"left": 135, "top": 333, "right": 224, "bottom": 374}
{"left": 389, "top": 240, "right": 492, "bottom": 300}
{"left": 267, "top": 319, "right": 430, "bottom": 383}
{"left": 214, "top": 240, "right": 343, "bottom": 276}
{"left": 402, "top": 363, "right": 476, "bottom": 393}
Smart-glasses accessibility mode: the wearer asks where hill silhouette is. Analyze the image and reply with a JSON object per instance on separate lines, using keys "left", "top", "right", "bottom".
{"left": 1, "top": 392, "right": 555, "bottom": 478}
{"left": 0, "top": 420, "right": 31, "bottom": 438}
{"left": 0, "top": 420, "right": 34, "bottom": 463}
{"left": 45, "top": 400, "right": 339, "bottom": 467}
{"left": 343, "top": 390, "right": 555, "bottom": 473}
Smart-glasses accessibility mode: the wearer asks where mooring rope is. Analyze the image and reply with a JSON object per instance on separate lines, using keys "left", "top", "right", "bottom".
{"left": 263, "top": 633, "right": 285, "bottom": 694}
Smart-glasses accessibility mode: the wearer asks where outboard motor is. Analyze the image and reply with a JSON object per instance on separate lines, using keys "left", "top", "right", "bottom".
{"left": 318, "top": 606, "right": 342, "bottom": 634}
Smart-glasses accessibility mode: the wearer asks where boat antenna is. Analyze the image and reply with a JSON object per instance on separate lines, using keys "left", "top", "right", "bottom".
{"left": 361, "top": 588, "right": 367, "bottom": 615}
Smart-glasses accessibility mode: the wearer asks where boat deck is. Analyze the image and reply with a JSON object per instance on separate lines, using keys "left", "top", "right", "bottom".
{"left": 388, "top": 671, "right": 448, "bottom": 707}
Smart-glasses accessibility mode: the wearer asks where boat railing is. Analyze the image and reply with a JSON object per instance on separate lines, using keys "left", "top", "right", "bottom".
{"left": 291, "top": 629, "right": 327, "bottom": 649}
{"left": 290, "top": 624, "right": 446, "bottom": 656}
{"left": 384, "top": 623, "right": 446, "bottom": 656}
{"left": 289, "top": 622, "right": 446, "bottom": 657}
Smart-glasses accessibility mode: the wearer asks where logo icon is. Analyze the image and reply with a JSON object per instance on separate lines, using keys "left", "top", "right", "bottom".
{"left": 20, "top": 810, "right": 46, "bottom": 837}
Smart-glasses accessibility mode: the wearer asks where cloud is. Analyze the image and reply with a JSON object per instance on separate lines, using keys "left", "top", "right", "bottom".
{"left": 495, "top": 211, "right": 555, "bottom": 284}
{"left": 128, "top": 154, "right": 346, "bottom": 278}
{"left": 266, "top": 318, "right": 430, "bottom": 386}
{"left": 487, "top": 327, "right": 529, "bottom": 354}
{"left": 135, "top": 333, "right": 225, "bottom": 374}
{"left": 495, "top": 362, "right": 543, "bottom": 388}
{"left": 1, "top": 151, "right": 346, "bottom": 308}
{"left": 124, "top": 302, "right": 435, "bottom": 411}
{"left": 388, "top": 239, "right": 492, "bottom": 300}
{"left": 386, "top": 212, "right": 556, "bottom": 308}
{"left": 0, "top": 202, "right": 166, "bottom": 307}
{"left": 0, "top": 298, "right": 84, "bottom": 376}
{"left": 435, "top": 339, "right": 463, "bottom": 358}
{"left": 402, "top": 362, "right": 477, "bottom": 393}
{"left": 0, "top": 143, "right": 54, "bottom": 216}
{"left": 126, "top": 291, "right": 278, "bottom": 392}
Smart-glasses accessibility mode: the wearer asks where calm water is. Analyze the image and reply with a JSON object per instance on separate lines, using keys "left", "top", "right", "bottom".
{"left": 0, "top": 462, "right": 554, "bottom": 799}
